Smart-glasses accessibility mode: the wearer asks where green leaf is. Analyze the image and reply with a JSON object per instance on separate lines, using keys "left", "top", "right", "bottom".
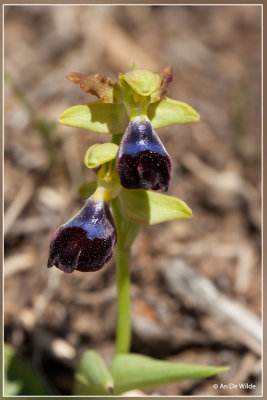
{"left": 118, "top": 189, "right": 192, "bottom": 225}
{"left": 59, "top": 101, "right": 129, "bottom": 134}
{"left": 84, "top": 143, "right": 119, "bottom": 168}
{"left": 148, "top": 97, "right": 200, "bottom": 129}
{"left": 112, "top": 197, "right": 141, "bottom": 250}
{"left": 109, "top": 353, "right": 229, "bottom": 395}
{"left": 73, "top": 380, "right": 110, "bottom": 396}
{"left": 4, "top": 343, "right": 50, "bottom": 395}
{"left": 78, "top": 181, "right": 97, "bottom": 198}
{"left": 74, "top": 350, "right": 114, "bottom": 395}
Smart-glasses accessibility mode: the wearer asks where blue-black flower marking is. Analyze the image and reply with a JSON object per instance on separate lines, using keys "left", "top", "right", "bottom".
{"left": 47, "top": 197, "right": 117, "bottom": 273}
{"left": 117, "top": 117, "right": 172, "bottom": 191}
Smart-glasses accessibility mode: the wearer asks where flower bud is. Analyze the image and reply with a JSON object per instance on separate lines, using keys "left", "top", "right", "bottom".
{"left": 47, "top": 197, "right": 117, "bottom": 273}
{"left": 117, "top": 116, "right": 171, "bottom": 191}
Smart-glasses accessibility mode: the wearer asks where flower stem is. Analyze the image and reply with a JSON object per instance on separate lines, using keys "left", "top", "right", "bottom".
{"left": 114, "top": 246, "right": 131, "bottom": 354}
{"left": 112, "top": 198, "right": 132, "bottom": 354}
{"left": 111, "top": 135, "right": 140, "bottom": 355}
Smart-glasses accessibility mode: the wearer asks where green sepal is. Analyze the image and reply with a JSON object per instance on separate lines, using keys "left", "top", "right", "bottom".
{"left": 148, "top": 97, "right": 200, "bottom": 128}
{"left": 78, "top": 181, "right": 97, "bottom": 198}
{"left": 4, "top": 343, "right": 50, "bottom": 395}
{"left": 119, "top": 69, "right": 162, "bottom": 96}
{"left": 118, "top": 189, "right": 192, "bottom": 225}
{"left": 59, "top": 101, "right": 129, "bottom": 134}
{"left": 84, "top": 143, "right": 119, "bottom": 168}
{"left": 74, "top": 350, "right": 114, "bottom": 395}
{"left": 58, "top": 97, "right": 199, "bottom": 134}
{"left": 109, "top": 353, "right": 229, "bottom": 395}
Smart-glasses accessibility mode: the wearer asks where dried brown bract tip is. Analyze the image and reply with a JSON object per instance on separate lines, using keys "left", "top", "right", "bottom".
{"left": 66, "top": 72, "right": 123, "bottom": 104}
{"left": 160, "top": 66, "right": 174, "bottom": 96}
{"left": 150, "top": 66, "right": 174, "bottom": 103}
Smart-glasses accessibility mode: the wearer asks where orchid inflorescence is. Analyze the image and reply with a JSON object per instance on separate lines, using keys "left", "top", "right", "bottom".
{"left": 48, "top": 64, "right": 199, "bottom": 274}
{"left": 46, "top": 65, "right": 229, "bottom": 395}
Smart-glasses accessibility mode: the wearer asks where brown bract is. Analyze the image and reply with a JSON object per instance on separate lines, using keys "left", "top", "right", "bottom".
{"left": 66, "top": 72, "right": 124, "bottom": 104}
{"left": 151, "top": 66, "right": 174, "bottom": 103}
{"left": 160, "top": 66, "right": 174, "bottom": 96}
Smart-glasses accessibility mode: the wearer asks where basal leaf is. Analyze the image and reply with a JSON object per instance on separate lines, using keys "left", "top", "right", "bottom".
{"left": 4, "top": 343, "right": 50, "bottom": 395}
{"left": 119, "top": 189, "right": 192, "bottom": 225}
{"left": 74, "top": 350, "right": 114, "bottom": 394}
{"left": 148, "top": 97, "right": 200, "bottom": 129}
{"left": 73, "top": 380, "right": 110, "bottom": 396}
{"left": 109, "top": 353, "right": 229, "bottom": 395}
{"left": 59, "top": 102, "right": 129, "bottom": 134}
{"left": 84, "top": 143, "right": 119, "bottom": 168}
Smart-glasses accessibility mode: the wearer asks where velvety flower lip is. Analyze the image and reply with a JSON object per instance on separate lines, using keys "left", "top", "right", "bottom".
{"left": 117, "top": 116, "right": 172, "bottom": 192}
{"left": 47, "top": 197, "right": 117, "bottom": 273}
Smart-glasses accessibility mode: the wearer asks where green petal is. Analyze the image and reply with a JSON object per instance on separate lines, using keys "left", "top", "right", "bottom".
{"left": 59, "top": 101, "right": 129, "bottom": 134}
{"left": 109, "top": 353, "right": 229, "bottom": 395}
{"left": 84, "top": 143, "right": 119, "bottom": 168}
{"left": 74, "top": 350, "right": 114, "bottom": 394}
{"left": 148, "top": 97, "right": 200, "bottom": 129}
{"left": 119, "top": 189, "right": 192, "bottom": 225}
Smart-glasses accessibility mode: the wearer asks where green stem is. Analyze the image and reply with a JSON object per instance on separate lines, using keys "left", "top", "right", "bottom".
{"left": 111, "top": 134, "right": 140, "bottom": 355}
{"left": 112, "top": 198, "right": 132, "bottom": 354}
{"left": 114, "top": 246, "right": 131, "bottom": 354}
{"left": 112, "top": 196, "right": 132, "bottom": 354}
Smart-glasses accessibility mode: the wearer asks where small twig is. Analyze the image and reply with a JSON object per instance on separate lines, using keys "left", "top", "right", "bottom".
{"left": 4, "top": 247, "right": 36, "bottom": 278}
{"left": 181, "top": 152, "right": 261, "bottom": 228}
{"left": 162, "top": 258, "right": 262, "bottom": 354}
{"left": 4, "top": 176, "right": 35, "bottom": 235}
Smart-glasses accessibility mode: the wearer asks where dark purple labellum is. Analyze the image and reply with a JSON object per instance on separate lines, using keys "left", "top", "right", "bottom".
{"left": 47, "top": 197, "right": 117, "bottom": 273}
{"left": 117, "top": 117, "right": 172, "bottom": 191}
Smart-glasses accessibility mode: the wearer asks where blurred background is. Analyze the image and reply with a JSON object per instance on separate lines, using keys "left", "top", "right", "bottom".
{"left": 4, "top": 4, "right": 261, "bottom": 396}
